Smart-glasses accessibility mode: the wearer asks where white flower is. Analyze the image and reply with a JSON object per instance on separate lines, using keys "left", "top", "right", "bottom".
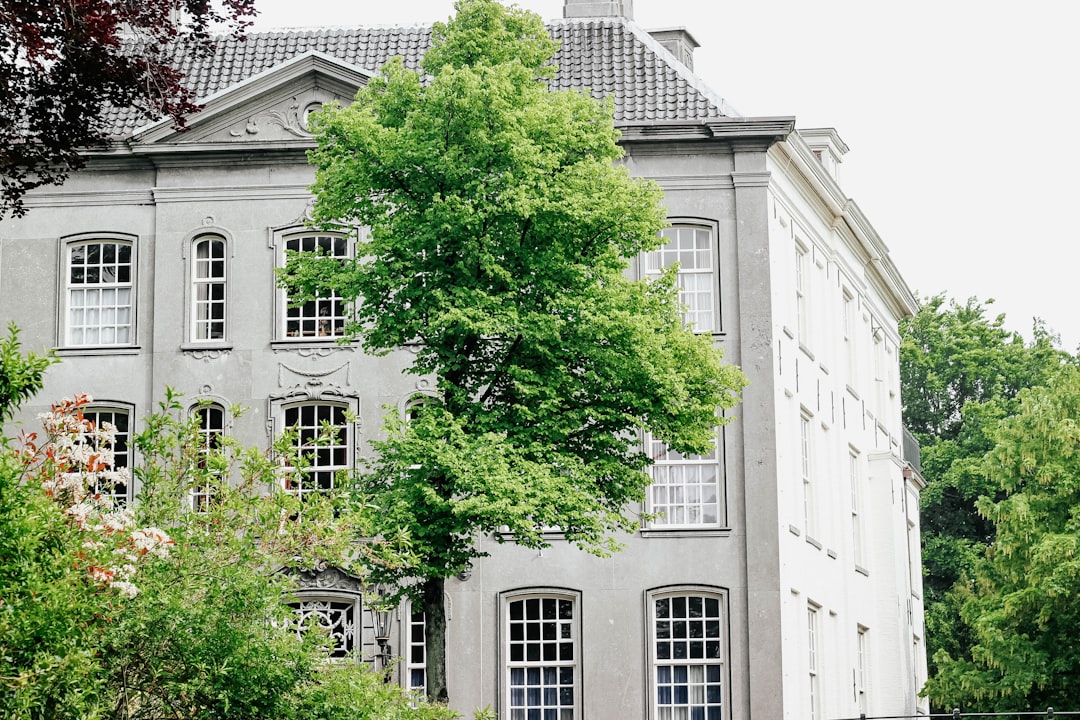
{"left": 111, "top": 581, "right": 139, "bottom": 598}
{"left": 101, "top": 509, "right": 135, "bottom": 534}
{"left": 65, "top": 502, "right": 96, "bottom": 529}
{"left": 131, "top": 527, "right": 173, "bottom": 558}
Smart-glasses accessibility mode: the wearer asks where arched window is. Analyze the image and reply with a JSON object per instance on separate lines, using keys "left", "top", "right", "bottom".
{"left": 288, "top": 595, "right": 361, "bottom": 660}
{"left": 190, "top": 402, "right": 226, "bottom": 511}
{"left": 191, "top": 235, "right": 227, "bottom": 342}
{"left": 281, "top": 402, "right": 351, "bottom": 498}
{"left": 645, "top": 224, "right": 718, "bottom": 333}
{"left": 277, "top": 232, "right": 351, "bottom": 340}
{"left": 648, "top": 588, "right": 728, "bottom": 720}
{"left": 63, "top": 236, "right": 135, "bottom": 347}
{"left": 501, "top": 590, "right": 580, "bottom": 720}
{"left": 82, "top": 405, "right": 133, "bottom": 505}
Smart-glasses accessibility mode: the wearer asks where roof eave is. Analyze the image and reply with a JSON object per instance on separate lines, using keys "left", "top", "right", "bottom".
{"left": 618, "top": 116, "right": 795, "bottom": 144}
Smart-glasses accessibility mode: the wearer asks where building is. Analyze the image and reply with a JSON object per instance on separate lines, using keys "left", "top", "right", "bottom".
{"left": 0, "top": 0, "right": 927, "bottom": 717}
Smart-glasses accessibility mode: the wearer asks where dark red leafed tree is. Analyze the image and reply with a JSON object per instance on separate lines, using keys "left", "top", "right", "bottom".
{"left": 0, "top": 0, "right": 255, "bottom": 217}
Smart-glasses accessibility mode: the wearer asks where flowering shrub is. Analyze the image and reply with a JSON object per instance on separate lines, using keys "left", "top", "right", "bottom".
{"left": 1, "top": 382, "right": 445, "bottom": 720}
{"left": 18, "top": 394, "right": 172, "bottom": 599}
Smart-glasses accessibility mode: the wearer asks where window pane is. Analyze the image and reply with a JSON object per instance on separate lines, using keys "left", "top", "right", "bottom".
{"left": 653, "top": 595, "right": 724, "bottom": 720}
{"left": 282, "top": 404, "right": 350, "bottom": 499}
{"left": 283, "top": 234, "right": 349, "bottom": 339}
{"left": 67, "top": 241, "right": 134, "bottom": 346}
{"left": 507, "top": 596, "right": 576, "bottom": 720}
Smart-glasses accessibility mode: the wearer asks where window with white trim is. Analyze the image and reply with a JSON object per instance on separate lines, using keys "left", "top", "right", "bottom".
{"left": 856, "top": 626, "right": 869, "bottom": 715}
{"left": 800, "top": 414, "right": 817, "bottom": 540}
{"left": 406, "top": 608, "right": 427, "bottom": 696}
{"left": 190, "top": 403, "right": 225, "bottom": 512}
{"left": 808, "top": 604, "right": 821, "bottom": 720}
{"left": 83, "top": 407, "right": 131, "bottom": 506}
{"left": 279, "top": 233, "right": 350, "bottom": 340}
{"left": 64, "top": 238, "right": 134, "bottom": 346}
{"left": 795, "top": 243, "right": 809, "bottom": 344}
{"left": 646, "top": 225, "right": 717, "bottom": 333}
{"left": 647, "top": 433, "right": 722, "bottom": 527}
{"left": 191, "top": 235, "right": 227, "bottom": 342}
{"left": 849, "top": 449, "right": 864, "bottom": 568}
{"left": 650, "top": 590, "right": 726, "bottom": 720}
{"left": 503, "top": 592, "right": 579, "bottom": 720}
{"left": 281, "top": 403, "right": 351, "bottom": 498}
{"left": 842, "top": 290, "right": 856, "bottom": 383}
{"left": 288, "top": 595, "right": 360, "bottom": 660}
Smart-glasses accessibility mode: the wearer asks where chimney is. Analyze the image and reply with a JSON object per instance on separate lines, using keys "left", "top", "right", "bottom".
{"left": 563, "top": 0, "right": 634, "bottom": 20}
{"left": 647, "top": 28, "right": 700, "bottom": 70}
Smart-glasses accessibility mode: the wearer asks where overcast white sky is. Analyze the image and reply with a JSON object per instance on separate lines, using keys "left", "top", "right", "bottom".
{"left": 251, "top": 0, "right": 1080, "bottom": 349}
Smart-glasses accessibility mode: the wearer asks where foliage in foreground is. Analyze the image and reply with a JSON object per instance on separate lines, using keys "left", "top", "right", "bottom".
{"left": 900, "top": 295, "right": 1073, "bottom": 691}
{"left": 923, "top": 365, "right": 1080, "bottom": 710}
{"left": 280, "top": 0, "right": 748, "bottom": 702}
{"left": 0, "top": 359, "right": 453, "bottom": 720}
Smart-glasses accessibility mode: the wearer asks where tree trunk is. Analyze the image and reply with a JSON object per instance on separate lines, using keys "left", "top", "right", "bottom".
{"left": 422, "top": 575, "right": 449, "bottom": 704}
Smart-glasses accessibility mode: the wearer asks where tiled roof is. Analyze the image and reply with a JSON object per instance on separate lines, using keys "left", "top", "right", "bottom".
{"left": 104, "top": 18, "right": 734, "bottom": 138}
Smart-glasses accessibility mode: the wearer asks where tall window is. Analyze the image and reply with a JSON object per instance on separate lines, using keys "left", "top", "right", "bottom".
{"left": 191, "top": 235, "right": 227, "bottom": 341}
{"left": 83, "top": 407, "right": 131, "bottom": 505}
{"left": 406, "top": 609, "right": 427, "bottom": 696}
{"left": 646, "top": 225, "right": 716, "bottom": 333}
{"left": 647, "top": 433, "right": 721, "bottom": 527}
{"left": 66, "top": 239, "right": 133, "bottom": 346}
{"left": 842, "top": 291, "right": 856, "bottom": 383}
{"left": 856, "top": 626, "right": 869, "bottom": 715}
{"left": 849, "top": 450, "right": 864, "bottom": 568}
{"left": 282, "top": 403, "right": 350, "bottom": 498}
{"left": 795, "top": 244, "right": 809, "bottom": 343}
{"left": 807, "top": 605, "right": 821, "bottom": 720}
{"left": 288, "top": 596, "right": 359, "bottom": 660}
{"left": 281, "top": 234, "right": 349, "bottom": 339}
{"left": 191, "top": 403, "right": 225, "bottom": 512}
{"left": 651, "top": 591, "right": 725, "bottom": 720}
{"left": 504, "top": 593, "right": 578, "bottom": 720}
{"left": 800, "top": 414, "right": 816, "bottom": 539}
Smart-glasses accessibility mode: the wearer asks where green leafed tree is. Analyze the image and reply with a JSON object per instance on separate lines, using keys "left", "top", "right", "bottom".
{"left": 923, "top": 365, "right": 1080, "bottom": 710}
{"left": 900, "top": 295, "right": 1074, "bottom": 699}
{"left": 280, "top": 0, "right": 747, "bottom": 703}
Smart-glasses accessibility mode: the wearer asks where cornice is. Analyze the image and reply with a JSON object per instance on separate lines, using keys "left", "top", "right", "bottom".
{"left": 22, "top": 189, "right": 155, "bottom": 208}
{"left": 771, "top": 135, "right": 918, "bottom": 318}
{"left": 648, "top": 174, "right": 735, "bottom": 191}
{"left": 151, "top": 184, "right": 311, "bottom": 203}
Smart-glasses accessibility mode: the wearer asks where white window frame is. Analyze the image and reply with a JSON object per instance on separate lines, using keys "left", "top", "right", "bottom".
{"left": 273, "top": 228, "right": 354, "bottom": 342}
{"left": 404, "top": 605, "right": 427, "bottom": 697}
{"left": 61, "top": 233, "right": 137, "bottom": 348}
{"left": 807, "top": 603, "right": 821, "bottom": 720}
{"left": 82, "top": 404, "right": 134, "bottom": 506}
{"left": 842, "top": 289, "right": 856, "bottom": 383}
{"left": 645, "top": 431, "right": 724, "bottom": 528}
{"left": 277, "top": 401, "right": 355, "bottom": 498}
{"left": 849, "top": 448, "right": 865, "bottom": 570}
{"left": 795, "top": 242, "right": 809, "bottom": 345}
{"left": 856, "top": 625, "right": 869, "bottom": 715}
{"left": 501, "top": 590, "right": 580, "bottom": 720}
{"left": 644, "top": 222, "right": 719, "bottom": 334}
{"left": 647, "top": 587, "right": 729, "bottom": 720}
{"left": 189, "top": 401, "right": 227, "bottom": 512}
{"left": 800, "top": 412, "right": 817, "bottom": 541}
{"left": 186, "top": 232, "right": 230, "bottom": 345}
